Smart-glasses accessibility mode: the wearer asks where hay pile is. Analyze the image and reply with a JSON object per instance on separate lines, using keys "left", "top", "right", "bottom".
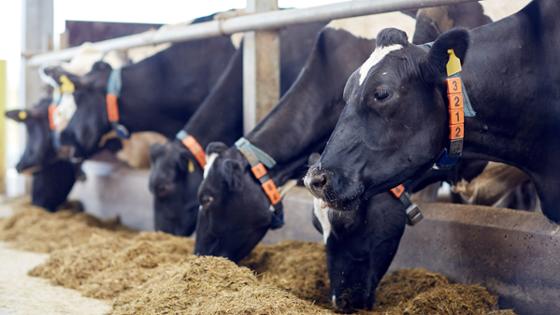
{"left": 0, "top": 203, "right": 133, "bottom": 252}
{"left": 30, "top": 232, "right": 194, "bottom": 299}
{"left": 0, "top": 204, "right": 515, "bottom": 315}
{"left": 241, "top": 241, "right": 330, "bottom": 305}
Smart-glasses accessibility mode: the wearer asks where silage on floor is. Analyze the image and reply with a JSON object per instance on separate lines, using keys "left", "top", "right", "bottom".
{"left": 1, "top": 203, "right": 514, "bottom": 315}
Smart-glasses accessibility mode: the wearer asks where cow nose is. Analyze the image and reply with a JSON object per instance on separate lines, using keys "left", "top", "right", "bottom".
{"left": 332, "top": 295, "right": 353, "bottom": 313}
{"left": 304, "top": 171, "right": 329, "bottom": 197}
{"left": 155, "top": 183, "right": 173, "bottom": 197}
{"left": 311, "top": 173, "right": 327, "bottom": 189}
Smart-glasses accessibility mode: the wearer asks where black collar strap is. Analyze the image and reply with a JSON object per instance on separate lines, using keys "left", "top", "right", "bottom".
{"left": 390, "top": 184, "right": 423, "bottom": 225}
{"left": 106, "top": 69, "right": 130, "bottom": 139}
{"left": 235, "top": 138, "right": 284, "bottom": 229}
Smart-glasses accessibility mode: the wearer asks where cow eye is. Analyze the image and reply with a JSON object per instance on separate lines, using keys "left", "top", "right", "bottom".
{"left": 200, "top": 194, "right": 214, "bottom": 208}
{"left": 373, "top": 87, "right": 390, "bottom": 101}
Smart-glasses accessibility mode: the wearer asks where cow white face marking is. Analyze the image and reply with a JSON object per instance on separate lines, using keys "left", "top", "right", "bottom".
{"left": 53, "top": 93, "right": 77, "bottom": 132}
{"left": 204, "top": 153, "right": 218, "bottom": 178}
{"left": 313, "top": 197, "right": 332, "bottom": 244}
{"left": 358, "top": 44, "right": 402, "bottom": 85}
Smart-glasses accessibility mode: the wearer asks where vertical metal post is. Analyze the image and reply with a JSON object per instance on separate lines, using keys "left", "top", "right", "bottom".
{"left": 0, "top": 60, "right": 6, "bottom": 194}
{"left": 22, "top": 0, "right": 54, "bottom": 109}
{"left": 243, "top": 0, "right": 280, "bottom": 134}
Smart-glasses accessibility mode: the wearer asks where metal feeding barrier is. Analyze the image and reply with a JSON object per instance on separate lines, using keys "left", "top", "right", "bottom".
{"left": 24, "top": 0, "right": 480, "bottom": 131}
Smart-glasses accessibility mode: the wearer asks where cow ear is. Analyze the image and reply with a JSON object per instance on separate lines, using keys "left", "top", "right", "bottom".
{"left": 206, "top": 141, "right": 229, "bottom": 156}
{"left": 376, "top": 28, "right": 409, "bottom": 47}
{"left": 43, "top": 66, "right": 82, "bottom": 89}
{"left": 150, "top": 143, "right": 166, "bottom": 162}
{"left": 221, "top": 158, "right": 244, "bottom": 192}
{"left": 79, "top": 61, "right": 112, "bottom": 91}
{"left": 422, "top": 28, "right": 470, "bottom": 80}
{"left": 177, "top": 149, "right": 194, "bottom": 173}
{"left": 5, "top": 110, "right": 30, "bottom": 123}
{"left": 307, "top": 152, "right": 321, "bottom": 166}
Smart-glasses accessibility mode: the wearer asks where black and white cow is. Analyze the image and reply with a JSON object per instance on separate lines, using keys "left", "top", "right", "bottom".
{"left": 5, "top": 98, "right": 80, "bottom": 211}
{"left": 194, "top": 6, "right": 497, "bottom": 313}
{"left": 307, "top": 0, "right": 560, "bottom": 223}
{"left": 195, "top": 27, "right": 375, "bottom": 262}
{"left": 148, "top": 21, "right": 326, "bottom": 236}
{"left": 45, "top": 18, "right": 237, "bottom": 159}
{"left": 194, "top": 2, "right": 493, "bottom": 259}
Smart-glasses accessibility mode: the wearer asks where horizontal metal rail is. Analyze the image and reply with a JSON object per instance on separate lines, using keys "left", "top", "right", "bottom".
{"left": 28, "top": 0, "right": 479, "bottom": 66}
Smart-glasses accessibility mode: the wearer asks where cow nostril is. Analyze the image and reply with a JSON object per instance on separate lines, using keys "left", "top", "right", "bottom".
{"left": 333, "top": 296, "right": 352, "bottom": 313}
{"left": 310, "top": 173, "right": 328, "bottom": 190}
{"left": 155, "top": 183, "right": 173, "bottom": 197}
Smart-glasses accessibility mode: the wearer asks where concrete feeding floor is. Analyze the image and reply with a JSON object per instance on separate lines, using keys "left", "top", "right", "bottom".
{"left": 0, "top": 243, "right": 110, "bottom": 315}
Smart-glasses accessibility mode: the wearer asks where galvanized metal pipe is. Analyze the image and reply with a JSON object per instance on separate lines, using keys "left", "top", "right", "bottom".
{"left": 28, "top": 0, "right": 479, "bottom": 66}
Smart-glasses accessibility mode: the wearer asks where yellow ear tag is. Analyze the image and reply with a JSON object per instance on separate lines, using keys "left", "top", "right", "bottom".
{"left": 18, "top": 111, "right": 28, "bottom": 120}
{"left": 446, "top": 49, "right": 462, "bottom": 76}
{"left": 59, "top": 75, "right": 75, "bottom": 93}
{"left": 188, "top": 160, "right": 195, "bottom": 173}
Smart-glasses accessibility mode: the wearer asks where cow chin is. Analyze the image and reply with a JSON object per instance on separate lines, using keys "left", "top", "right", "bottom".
{"left": 154, "top": 200, "right": 198, "bottom": 237}
{"left": 195, "top": 225, "right": 269, "bottom": 263}
{"left": 328, "top": 251, "right": 377, "bottom": 313}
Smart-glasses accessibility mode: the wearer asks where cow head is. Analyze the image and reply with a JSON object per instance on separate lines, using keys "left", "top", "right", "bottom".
{"left": 195, "top": 142, "right": 281, "bottom": 263}
{"left": 306, "top": 28, "right": 469, "bottom": 210}
{"left": 148, "top": 141, "right": 203, "bottom": 236}
{"left": 413, "top": 3, "right": 490, "bottom": 44}
{"left": 313, "top": 192, "right": 406, "bottom": 312}
{"left": 5, "top": 97, "right": 56, "bottom": 173}
{"left": 44, "top": 61, "right": 113, "bottom": 159}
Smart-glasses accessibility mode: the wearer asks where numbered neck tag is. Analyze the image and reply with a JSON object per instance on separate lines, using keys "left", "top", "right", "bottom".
{"left": 444, "top": 49, "right": 466, "bottom": 160}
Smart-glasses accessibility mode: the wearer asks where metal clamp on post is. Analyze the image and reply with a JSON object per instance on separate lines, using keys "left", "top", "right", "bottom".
{"left": 390, "top": 184, "right": 423, "bottom": 226}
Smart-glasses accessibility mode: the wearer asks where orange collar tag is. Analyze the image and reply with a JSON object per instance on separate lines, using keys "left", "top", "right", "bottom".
{"left": 390, "top": 184, "right": 405, "bottom": 198}
{"left": 390, "top": 184, "right": 423, "bottom": 225}
{"left": 181, "top": 135, "right": 206, "bottom": 168}
{"left": 48, "top": 105, "right": 57, "bottom": 131}
{"left": 106, "top": 94, "right": 120, "bottom": 123}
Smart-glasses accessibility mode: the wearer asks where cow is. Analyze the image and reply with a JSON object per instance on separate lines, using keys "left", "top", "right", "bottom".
{"left": 148, "top": 21, "right": 326, "bottom": 236}
{"left": 43, "top": 19, "right": 237, "bottom": 159}
{"left": 195, "top": 26, "right": 375, "bottom": 262}
{"left": 194, "top": 1, "right": 496, "bottom": 259}
{"left": 305, "top": 0, "right": 560, "bottom": 224}
{"left": 5, "top": 98, "right": 80, "bottom": 211}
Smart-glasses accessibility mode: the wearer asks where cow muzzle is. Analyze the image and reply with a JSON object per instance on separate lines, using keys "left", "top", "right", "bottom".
{"left": 304, "top": 166, "right": 330, "bottom": 199}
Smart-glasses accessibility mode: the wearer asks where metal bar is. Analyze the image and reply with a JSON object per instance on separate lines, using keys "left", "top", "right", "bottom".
{"left": 0, "top": 60, "right": 5, "bottom": 194}
{"left": 28, "top": 0, "right": 479, "bottom": 66}
{"left": 23, "top": 0, "right": 53, "bottom": 105}
{"left": 243, "top": 0, "right": 280, "bottom": 133}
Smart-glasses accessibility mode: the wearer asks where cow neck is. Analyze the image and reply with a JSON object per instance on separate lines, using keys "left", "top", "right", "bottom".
{"left": 459, "top": 1, "right": 560, "bottom": 213}
{"left": 184, "top": 48, "right": 244, "bottom": 152}
{"left": 244, "top": 77, "right": 342, "bottom": 185}
{"left": 113, "top": 39, "right": 236, "bottom": 138}
{"left": 243, "top": 32, "right": 375, "bottom": 186}
{"left": 114, "top": 66, "right": 193, "bottom": 139}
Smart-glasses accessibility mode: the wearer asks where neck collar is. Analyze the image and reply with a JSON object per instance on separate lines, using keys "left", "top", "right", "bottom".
{"left": 235, "top": 137, "right": 284, "bottom": 229}
{"left": 106, "top": 68, "right": 130, "bottom": 139}
{"left": 176, "top": 130, "right": 206, "bottom": 168}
